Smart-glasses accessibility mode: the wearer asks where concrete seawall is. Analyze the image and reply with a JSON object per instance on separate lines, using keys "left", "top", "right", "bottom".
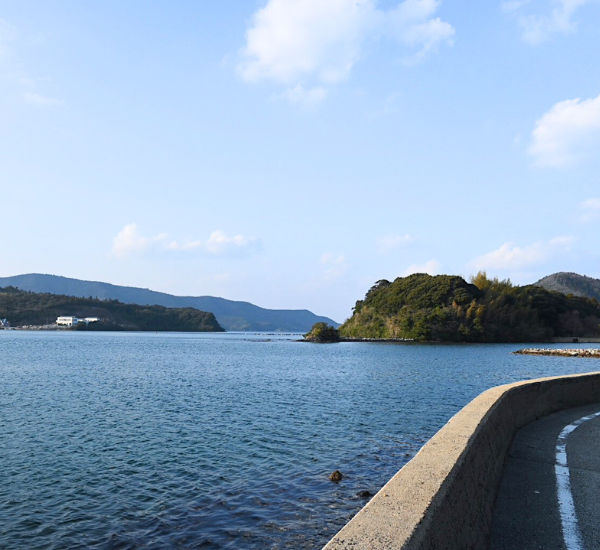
{"left": 323, "top": 371, "right": 600, "bottom": 549}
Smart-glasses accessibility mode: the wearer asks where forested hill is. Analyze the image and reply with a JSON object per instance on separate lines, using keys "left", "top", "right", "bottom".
{"left": 0, "top": 274, "right": 338, "bottom": 332}
{"left": 339, "top": 273, "right": 600, "bottom": 343}
{"left": 535, "top": 272, "right": 600, "bottom": 301}
{"left": 0, "top": 287, "right": 224, "bottom": 332}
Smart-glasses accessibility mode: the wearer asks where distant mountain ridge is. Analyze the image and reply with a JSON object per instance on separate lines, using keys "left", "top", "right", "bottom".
{"left": 0, "top": 274, "right": 338, "bottom": 332}
{"left": 534, "top": 272, "right": 600, "bottom": 301}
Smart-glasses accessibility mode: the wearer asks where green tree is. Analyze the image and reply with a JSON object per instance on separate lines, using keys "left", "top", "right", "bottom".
{"left": 304, "top": 322, "right": 340, "bottom": 343}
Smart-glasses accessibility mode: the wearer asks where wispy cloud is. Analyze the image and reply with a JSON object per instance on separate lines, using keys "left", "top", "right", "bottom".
{"left": 403, "top": 259, "right": 441, "bottom": 276}
{"left": 112, "top": 225, "right": 262, "bottom": 259}
{"left": 468, "top": 237, "right": 576, "bottom": 271}
{"left": 23, "top": 92, "right": 63, "bottom": 106}
{"left": 377, "top": 233, "right": 415, "bottom": 254}
{"left": 237, "top": 0, "right": 454, "bottom": 104}
{"left": 528, "top": 93, "right": 600, "bottom": 167}
{"left": 168, "top": 230, "right": 262, "bottom": 257}
{"left": 320, "top": 252, "right": 349, "bottom": 281}
{"left": 368, "top": 92, "right": 402, "bottom": 119}
{"left": 391, "top": 0, "right": 455, "bottom": 65}
{"left": 505, "top": 0, "right": 594, "bottom": 44}
{"left": 580, "top": 197, "right": 600, "bottom": 222}
{"left": 501, "top": 1, "right": 530, "bottom": 12}
{"left": 281, "top": 84, "right": 328, "bottom": 109}
{"left": 0, "top": 17, "right": 17, "bottom": 55}
{"left": 0, "top": 19, "right": 64, "bottom": 107}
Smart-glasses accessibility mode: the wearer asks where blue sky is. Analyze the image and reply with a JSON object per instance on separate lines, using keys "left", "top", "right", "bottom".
{"left": 1, "top": 0, "right": 599, "bottom": 322}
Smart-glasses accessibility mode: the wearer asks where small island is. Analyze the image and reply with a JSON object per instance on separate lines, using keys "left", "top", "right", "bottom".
{"left": 304, "top": 322, "right": 340, "bottom": 343}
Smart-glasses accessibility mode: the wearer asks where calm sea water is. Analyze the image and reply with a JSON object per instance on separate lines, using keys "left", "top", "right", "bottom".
{"left": 1, "top": 331, "right": 598, "bottom": 549}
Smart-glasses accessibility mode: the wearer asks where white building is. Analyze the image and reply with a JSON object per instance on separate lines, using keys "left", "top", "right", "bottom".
{"left": 56, "top": 316, "right": 78, "bottom": 326}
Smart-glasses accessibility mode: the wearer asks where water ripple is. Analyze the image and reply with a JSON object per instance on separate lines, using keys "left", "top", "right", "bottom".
{"left": 1, "top": 332, "right": 595, "bottom": 548}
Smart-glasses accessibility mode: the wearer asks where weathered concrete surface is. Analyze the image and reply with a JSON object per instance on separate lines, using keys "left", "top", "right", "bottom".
{"left": 323, "top": 371, "right": 600, "bottom": 550}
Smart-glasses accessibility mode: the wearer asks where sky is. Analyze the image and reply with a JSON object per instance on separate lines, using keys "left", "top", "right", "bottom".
{"left": 1, "top": 0, "right": 599, "bottom": 323}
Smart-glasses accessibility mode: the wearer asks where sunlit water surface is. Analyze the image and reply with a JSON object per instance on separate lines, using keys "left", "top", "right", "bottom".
{"left": 1, "top": 331, "right": 598, "bottom": 549}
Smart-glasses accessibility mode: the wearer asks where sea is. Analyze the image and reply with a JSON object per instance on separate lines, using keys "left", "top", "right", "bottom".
{"left": 1, "top": 331, "right": 598, "bottom": 549}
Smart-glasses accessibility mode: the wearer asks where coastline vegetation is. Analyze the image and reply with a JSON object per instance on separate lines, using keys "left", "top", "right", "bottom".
{"left": 339, "top": 272, "right": 600, "bottom": 343}
{"left": 304, "top": 322, "right": 341, "bottom": 343}
{"left": 0, "top": 286, "right": 224, "bottom": 332}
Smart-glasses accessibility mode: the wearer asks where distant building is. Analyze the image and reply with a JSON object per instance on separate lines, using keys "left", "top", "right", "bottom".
{"left": 56, "top": 316, "right": 78, "bottom": 326}
{"left": 56, "top": 316, "right": 99, "bottom": 327}
{"left": 0, "top": 319, "right": 9, "bottom": 328}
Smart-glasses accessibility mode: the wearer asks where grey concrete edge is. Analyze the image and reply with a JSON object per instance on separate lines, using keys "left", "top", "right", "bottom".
{"left": 323, "top": 371, "right": 600, "bottom": 550}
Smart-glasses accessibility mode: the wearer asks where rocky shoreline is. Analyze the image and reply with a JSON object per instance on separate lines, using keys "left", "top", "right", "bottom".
{"left": 514, "top": 348, "right": 600, "bottom": 358}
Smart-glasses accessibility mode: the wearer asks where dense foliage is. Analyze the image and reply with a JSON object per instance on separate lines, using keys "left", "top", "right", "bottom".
{"left": 0, "top": 286, "right": 224, "bottom": 332}
{"left": 304, "top": 322, "right": 340, "bottom": 343}
{"left": 339, "top": 273, "right": 600, "bottom": 342}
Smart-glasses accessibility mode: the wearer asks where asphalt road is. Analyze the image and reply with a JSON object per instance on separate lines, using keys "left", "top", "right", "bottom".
{"left": 490, "top": 403, "right": 600, "bottom": 550}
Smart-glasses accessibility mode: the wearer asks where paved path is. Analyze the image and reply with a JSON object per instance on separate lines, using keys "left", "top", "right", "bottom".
{"left": 490, "top": 403, "right": 600, "bottom": 549}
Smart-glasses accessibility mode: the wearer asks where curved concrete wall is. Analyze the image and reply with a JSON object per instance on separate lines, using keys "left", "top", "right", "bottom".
{"left": 323, "top": 371, "right": 600, "bottom": 550}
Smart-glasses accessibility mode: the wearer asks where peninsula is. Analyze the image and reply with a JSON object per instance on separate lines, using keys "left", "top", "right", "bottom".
{"left": 338, "top": 272, "right": 600, "bottom": 343}
{"left": 0, "top": 286, "right": 223, "bottom": 332}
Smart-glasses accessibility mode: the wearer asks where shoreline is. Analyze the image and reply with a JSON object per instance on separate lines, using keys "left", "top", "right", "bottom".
{"left": 304, "top": 337, "right": 600, "bottom": 345}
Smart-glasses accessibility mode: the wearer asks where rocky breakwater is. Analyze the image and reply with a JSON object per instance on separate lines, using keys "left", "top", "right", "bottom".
{"left": 515, "top": 348, "right": 600, "bottom": 358}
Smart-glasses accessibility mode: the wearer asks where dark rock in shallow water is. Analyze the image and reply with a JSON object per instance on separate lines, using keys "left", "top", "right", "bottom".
{"left": 329, "top": 470, "right": 343, "bottom": 483}
{"left": 357, "top": 490, "right": 372, "bottom": 498}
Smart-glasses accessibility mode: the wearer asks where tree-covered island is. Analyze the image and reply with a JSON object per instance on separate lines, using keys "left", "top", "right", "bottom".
{"left": 337, "top": 272, "right": 600, "bottom": 343}
{"left": 0, "top": 286, "right": 224, "bottom": 332}
{"left": 304, "top": 322, "right": 341, "bottom": 343}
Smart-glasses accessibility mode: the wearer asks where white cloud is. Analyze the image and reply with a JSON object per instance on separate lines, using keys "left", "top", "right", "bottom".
{"left": 470, "top": 242, "right": 545, "bottom": 271}
{"left": 168, "top": 230, "right": 262, "bottom": 258}
{"left": 23, "top": 92, "right": 63, "bottom": 106}
{"left": 206, "top": 230, "right": 261, "bottom": 256}
{"left": 238, "top": 0, "right": 453, "bottom": 103}
{"left": 321, "top": 252, "right": 349, "bottom": 280}
{"left": 112, "top": 223, "right": 167, "bottom": 258}
{"left": 468, "top": 237, "right": 575, "bottom": 271}
{"left": 388, "top": 0, "right": 455, "bottom": 65}
{"left": 528, "top": 93, "right": 600, "bottom": 167}
{"left": 507, "top": 0, "right": 594, "bottom": 44}
{"left": 113, "top": 225, "right": 260, "bottom": 259}
{"left": 548, "top": 235, "right": 577, "bottom": 249}
{"left": 403, "top": 259, "right": 441, "bottom": 276}
{"left": 580, "top": 197, "right": 600, "bottom": 222}
{"left": 377, "top": 233, "right": 415, "bottom": 254}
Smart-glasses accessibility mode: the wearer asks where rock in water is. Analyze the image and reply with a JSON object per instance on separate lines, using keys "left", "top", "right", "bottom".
{"left": 329, "top": 470, "right": 343, "bottom": 483}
